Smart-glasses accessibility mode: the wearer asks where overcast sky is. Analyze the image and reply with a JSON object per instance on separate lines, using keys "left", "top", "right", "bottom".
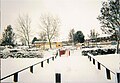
{"left": 1, "top": 0, "right": 107, "bottom": 41}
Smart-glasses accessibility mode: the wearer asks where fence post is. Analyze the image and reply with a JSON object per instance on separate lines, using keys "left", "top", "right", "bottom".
{"left": 52, "top": 57, "right": 54, "bottom": 61}
{"left": 41, "top": 61, "right": 43, "bottom": 68}
{"left": 106, "top": 68, "right": 111, "bottom": 80}
{"left": 116, "top": 71, "right": 120, "bottom": 83}
{"left": 89, "top": 56, "right": 91, "bottom": 61}
{"left": 97, "top": 62, "right": 101, "bottom": 70}
{"left": 93, "top": 58, "right": 95, "bottom": 65}
{"left": 30, "top": 66, "right": 33, "bottom": 73}
{"left": 47, "top": 59, "right": 49, "bottom": 64}
{"left": 14, "top": 72, "right": 18, "bottom": 82}
{"left": 55, "top": 73, "right": 61, "bottom": 83}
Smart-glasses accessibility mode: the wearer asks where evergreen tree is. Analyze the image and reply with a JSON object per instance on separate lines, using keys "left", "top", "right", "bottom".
{"left": 74, "top": 31, "right": 85, "bottom": 44}
{"left": 68, "top": 28, "right": 75, "bottom": 43}
{"left": 1, "top": 25, "right": 15, "bottom": 47}
{"left": 97, "top": 0, "right": 120, "bottom": 53}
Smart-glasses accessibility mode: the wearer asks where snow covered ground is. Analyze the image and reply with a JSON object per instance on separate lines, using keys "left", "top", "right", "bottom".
{"left": 92, "top": 54, "right": 120, "bottom": 72}
{"left": 1, "top": 49, "right": 119, "bottom": 83}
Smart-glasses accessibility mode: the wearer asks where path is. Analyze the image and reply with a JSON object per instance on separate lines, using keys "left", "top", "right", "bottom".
{"left": 1, "top": 50, "right": 117, "bottom": 83}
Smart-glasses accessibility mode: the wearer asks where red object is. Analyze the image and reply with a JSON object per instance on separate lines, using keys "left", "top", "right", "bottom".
{"left": 60, "top": 50, "right": 65, "bottom": 56}
{"left": 69, "top": 51, "right": 70, "bottom": 56}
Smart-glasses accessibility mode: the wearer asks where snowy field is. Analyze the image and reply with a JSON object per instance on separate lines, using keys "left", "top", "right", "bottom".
{"left": 1, "top": 49, "right": 120, "bottom": 83}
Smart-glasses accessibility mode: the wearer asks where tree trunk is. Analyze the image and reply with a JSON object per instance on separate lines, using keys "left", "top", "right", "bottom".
{"left": 28, "top": 41, "right": 30, "bottom": 48}
{"left": 115, "top": 31, "right": 119, "bottom": 54}
{"left": 43, "top": 42, "right": 45, "bottom": 50}
{"left": 48, "top": 39, "right": 52, "bottom": 49}
{"left": 117, "top": 39, "right": 119, "bottom": 54}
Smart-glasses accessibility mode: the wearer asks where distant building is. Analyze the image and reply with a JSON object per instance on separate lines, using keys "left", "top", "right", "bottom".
{"left": 33, "top": 41, "right": 62, "bottom": 49}
{"left": 86, "top": 34, "right": 117, "bottom": 42}
{"left": 85, "top": 33, "right": 119, "bottom": 47}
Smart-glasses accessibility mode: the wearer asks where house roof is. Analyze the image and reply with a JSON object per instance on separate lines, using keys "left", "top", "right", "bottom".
{"left": 97, "top": 34, "right": 111, "bottom": 38}
{"left": 34, "top": 40, "right": 62, "bottom": 44}
{"left": 34, "top": 41, "right": 47, "bottom": 44}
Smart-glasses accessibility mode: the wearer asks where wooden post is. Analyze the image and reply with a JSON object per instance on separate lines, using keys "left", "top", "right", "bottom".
{"left": 97, "top": 62, "right": 101, "bottom": 70}
{"left": 116, "top": 72, "right": 120, "bottom": 83}
{"left": 30, "top": 66, "right": 33, "bottom": 73}
{"left": 52, "top": 57, "right": 54, "bottom": 61}
{"left": 89, "top": 56, "right": 91, "bottom": 61}
{"left": 47, "top": 59, "right": 49, "bottom": 64}
{"left": 41, "top": 61, "right": 43, "bottom": 68}
{"left": 106, "top": 68, "right": 111, "bottom": 80}
{"left": 55, "top": 73, "right": 61, "bottom": 83}
{"left": 14, "top": 73, "right": 18, "bottom": 82}
{"left": 93, "top": 58, "right": 95, "bottom": 65}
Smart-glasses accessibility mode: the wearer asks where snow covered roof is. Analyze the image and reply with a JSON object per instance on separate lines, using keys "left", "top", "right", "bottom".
{"left": 34, "top": 40, "right": 62, "bottom": 44}
{"left": 34, "top": 41, "right": 47, "bottom": 44}
{"left": 97, "top": 34, "right": 111, "bottom": 38}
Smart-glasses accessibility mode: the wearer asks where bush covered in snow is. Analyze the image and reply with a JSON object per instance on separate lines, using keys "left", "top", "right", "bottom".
{"left": 0, "top": 48, "right": 44, "bottom": 59}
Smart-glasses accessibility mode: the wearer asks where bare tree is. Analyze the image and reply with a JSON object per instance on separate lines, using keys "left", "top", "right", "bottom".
{"left": 39, "top": 14, "right": 60, "bottom": 49}
{"left": 39, "top": 32, "right": 47, "bottom": 41}
{"left": 68, "top": 28, "right": 75, "bottom": 44}
{"left": 88, "top": 29, "right": 99, "bottom": 46}
{"left": 39, "top": 32, "right": 47, "bottom": 49}
{"left": 88, "top": 29, "right": 99, "bottom": 40}
{"left": 16, "top": 14, "right": 31, "bottom": 48}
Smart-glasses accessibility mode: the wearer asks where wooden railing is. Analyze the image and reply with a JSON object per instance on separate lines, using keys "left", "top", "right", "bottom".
{"left": 88, "top": 53, "right": 115, "bottom": 72}
{"left": 82, "top": 47, "right": 120, "bottom": 83}
{"left": 87, "top": 53, "right": 117, "bottom": 80}
{"left": 0, "top": 53, "right": 58, "bottom": 82}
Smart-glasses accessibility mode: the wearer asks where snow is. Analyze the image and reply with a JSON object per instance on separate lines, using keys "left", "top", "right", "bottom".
{"left": 0, "top": 48, "right": 47, "bottom": 58}
{"left": 1, "top": 49, "right": 119, "bottom": 83}
{"left": 92, "top": 54, "right": 120, "bottom": 72}
{"left": 97, "top": 34, "right": 111, "bottom": 38}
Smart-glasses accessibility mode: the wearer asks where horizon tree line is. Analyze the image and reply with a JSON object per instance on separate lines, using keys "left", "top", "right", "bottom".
{"left": 0, "top": 13, "right": 61, "bottom": 49}
{"left": 1, "top": 13, "right": 86, "bottom": 48}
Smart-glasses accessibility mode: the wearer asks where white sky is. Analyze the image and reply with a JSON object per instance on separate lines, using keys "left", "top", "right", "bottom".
{"left": 1, "top": 0, "right": 108, "bottom": 41}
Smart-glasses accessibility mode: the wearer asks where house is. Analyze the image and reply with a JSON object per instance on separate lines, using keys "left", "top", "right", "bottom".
{"left": 33, "top": 41, "right": 62, "bottom": 49}
{"left": 85, "top": 33, "right": 119, "bottom": 47}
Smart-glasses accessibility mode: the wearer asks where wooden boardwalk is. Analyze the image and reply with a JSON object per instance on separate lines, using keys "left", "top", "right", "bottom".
{"left": 1, "top": 50, "right": 118, "bottom": 83}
